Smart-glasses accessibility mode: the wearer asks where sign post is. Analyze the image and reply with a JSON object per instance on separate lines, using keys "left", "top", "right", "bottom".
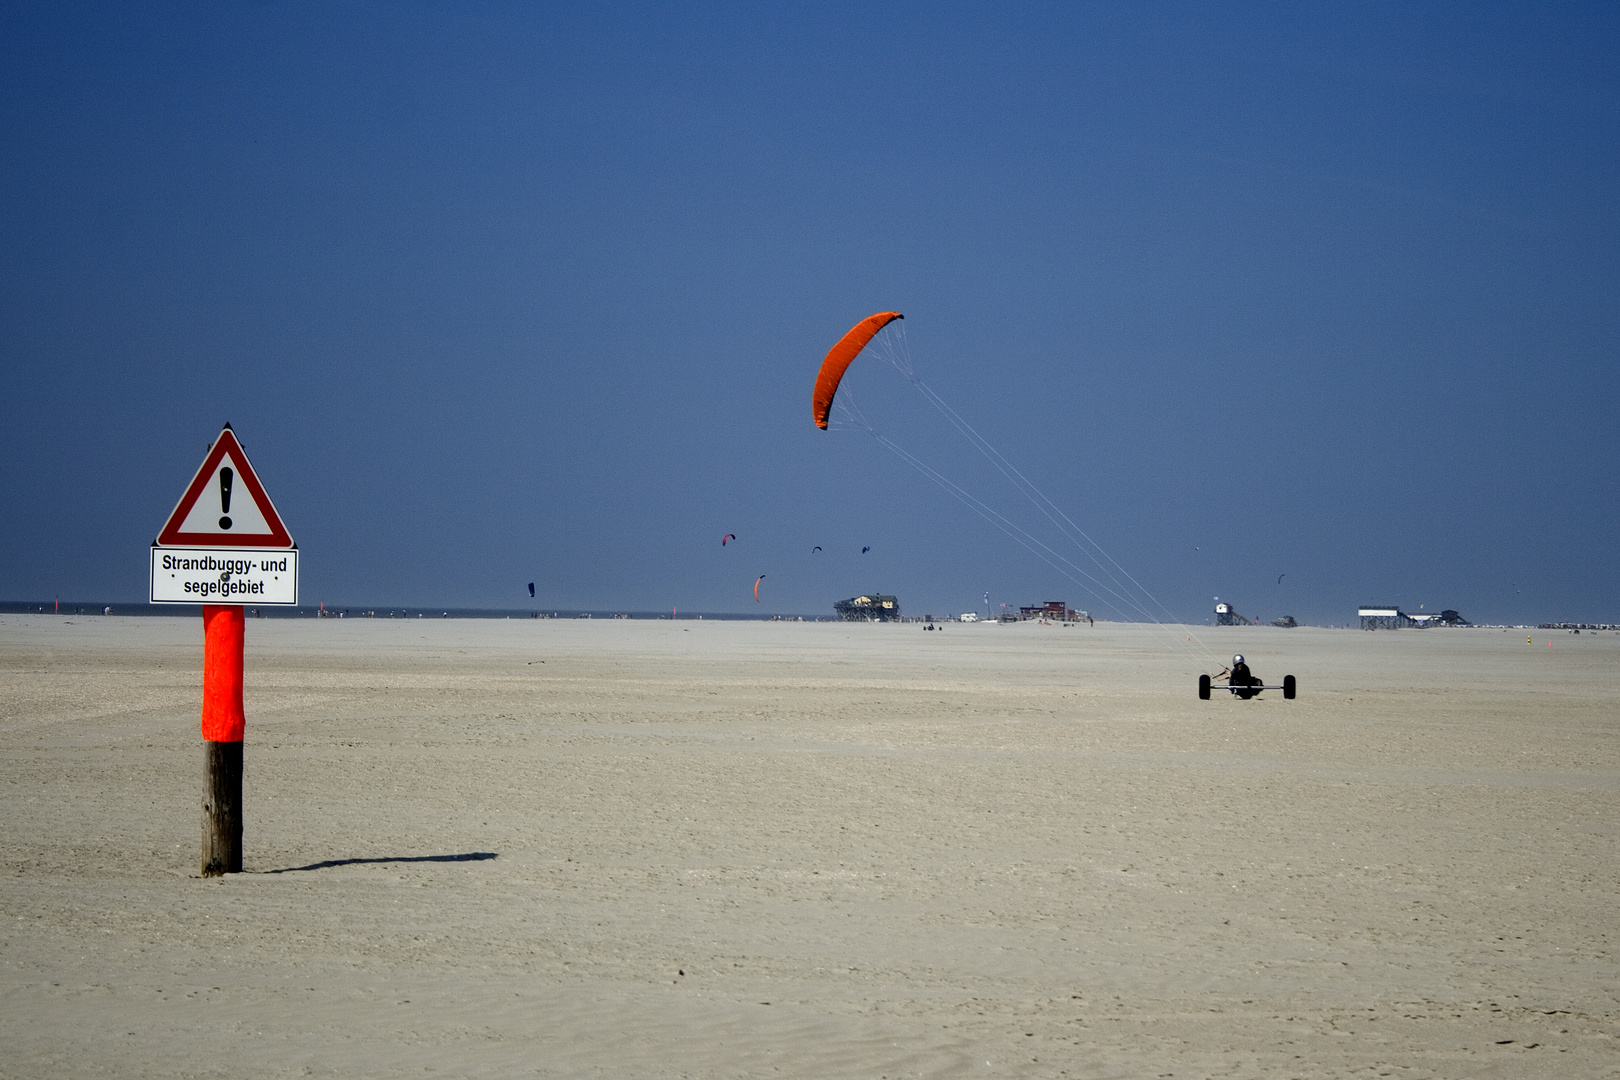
{"left": 151, "top": 424, "right": 296, "bottom": 876}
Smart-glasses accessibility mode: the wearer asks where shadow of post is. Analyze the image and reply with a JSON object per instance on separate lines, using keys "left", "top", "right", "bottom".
{"left": 262, "top": 852, "right": 498, "bottom": 874}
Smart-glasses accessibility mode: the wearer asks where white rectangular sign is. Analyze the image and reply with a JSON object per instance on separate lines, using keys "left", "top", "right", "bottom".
{"left": 150, "top": 547, "right": 299, "bottom": 605}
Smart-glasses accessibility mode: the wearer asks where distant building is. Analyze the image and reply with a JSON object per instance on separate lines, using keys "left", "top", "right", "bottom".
{"left": 1361, "top": 606, "right": 1471, "bottom": 629}
{"left": 1408, "top": 608, "right": 1472, "bottom": 627}
{"left": 1018, "top": 600, "right": 1085, "bottom": 621}
{"left": 1358, "top": 605, "right": 1415, "bottom": 630}
{"left": 834, "top": 594, "right": 900, "bottom": 621}
{"left": 1271, "top": 615, "right": 1298, "bottom": 628}
{"left": 1215, "top": 602, "right": 1255, "bottom": 626}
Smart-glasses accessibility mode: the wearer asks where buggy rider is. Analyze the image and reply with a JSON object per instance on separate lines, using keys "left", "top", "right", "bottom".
{"left": 1212, "top": 654, "right": 1263, "bottom": 699}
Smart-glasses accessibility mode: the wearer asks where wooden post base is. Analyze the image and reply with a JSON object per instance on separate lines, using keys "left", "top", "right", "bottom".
{"left": 202, "top": 740, "right": 243, "bottom": 876}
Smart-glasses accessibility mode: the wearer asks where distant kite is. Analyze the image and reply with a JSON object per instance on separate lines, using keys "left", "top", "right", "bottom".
{"left": 528, "top": 582, "right": 535, "bottom": 598}
{"left": 722, "top": 534, "right": 736, "bottom": 546}
{"left": 812, "top": 546, "right": 822, "bottom": 553}
{"left": 754, "top": 575, "right": 766, "bottom": 602}
{"left": 862, "top": 546, "right": 871, "bottom": 554}
{"left": 1277, "top": 573, "right": 1286, "bottom": 585}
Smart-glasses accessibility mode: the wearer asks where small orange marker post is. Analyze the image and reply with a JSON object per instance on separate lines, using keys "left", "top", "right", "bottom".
{"left": 201, "top": 604, "right": 246, "bottom": 875}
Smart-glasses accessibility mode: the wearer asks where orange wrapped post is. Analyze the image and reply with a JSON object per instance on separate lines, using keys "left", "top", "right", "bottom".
{"left": 202, "top": 604, "right": 246, "bottom": 741}
{"left": 201, "top": 604, "right": 245, "bottom": 875}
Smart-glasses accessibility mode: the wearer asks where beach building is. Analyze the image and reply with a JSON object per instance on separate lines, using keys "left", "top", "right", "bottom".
{"left": 1360, "top": 606, "right": 1472, "bottom": 629}
{"left": 1018, "top": 600, "right": 1085, "bottom": 621}
{"left": 1359, "top": 605, "right": 1415, "bottom": 630}
{"left": 834, "top": 594, "right": 900, "bottom": 621}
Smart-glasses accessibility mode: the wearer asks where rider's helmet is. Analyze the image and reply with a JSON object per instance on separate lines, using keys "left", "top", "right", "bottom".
{"left": 1233, "top": 654, "right": 1245, "bottom": 665}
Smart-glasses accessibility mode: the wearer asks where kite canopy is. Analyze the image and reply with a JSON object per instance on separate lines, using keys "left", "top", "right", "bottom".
{"left": 721, "top": 533, "right": 736, "bottom": 546}
{"left": 812, "top": 312, "right": 903, "bottom": 429}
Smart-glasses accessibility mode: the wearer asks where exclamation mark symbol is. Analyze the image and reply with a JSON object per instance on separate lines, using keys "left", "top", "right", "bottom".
{"left": 218, "top": 467, "right": 234, "bottom": 530}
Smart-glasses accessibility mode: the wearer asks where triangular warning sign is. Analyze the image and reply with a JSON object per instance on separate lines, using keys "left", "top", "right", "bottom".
{"left": 157, "top": 425, "right": 294, "bottom": 547}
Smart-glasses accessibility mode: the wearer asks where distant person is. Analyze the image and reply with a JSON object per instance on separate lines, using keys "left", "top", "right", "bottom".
{"left": 1212, "top": 654, "right": 1262, "bottom": 699}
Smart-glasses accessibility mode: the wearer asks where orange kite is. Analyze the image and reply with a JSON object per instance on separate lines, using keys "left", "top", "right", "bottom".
{"left": 812, "top": 312, "right": 903, "bottom": 429}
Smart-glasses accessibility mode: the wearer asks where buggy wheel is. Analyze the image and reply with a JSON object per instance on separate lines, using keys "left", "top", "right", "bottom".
{"left": 1198, "top": 674, "right": 1211, "bottom": 700}
{"left": 1283, "top": 674, "right": 1296, "bottom": 699}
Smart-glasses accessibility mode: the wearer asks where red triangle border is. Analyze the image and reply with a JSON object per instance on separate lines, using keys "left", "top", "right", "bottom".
{"left": 156, "top": 427, "right": 294, "bottom": 548}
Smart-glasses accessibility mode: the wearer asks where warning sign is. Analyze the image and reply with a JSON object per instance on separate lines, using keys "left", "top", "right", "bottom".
{"left": 150, "top": 547, "right": 299, "bottom": 604}
{"left": 156, "top": 425, "right": 293, "bottom": 548}
{"left": 153, "top": 425, "right": 298, "bottom": 605}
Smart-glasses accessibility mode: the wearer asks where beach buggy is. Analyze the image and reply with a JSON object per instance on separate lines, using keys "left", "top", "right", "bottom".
{"left": 1200, "top": 654, "right": 1297, "bottom": 700}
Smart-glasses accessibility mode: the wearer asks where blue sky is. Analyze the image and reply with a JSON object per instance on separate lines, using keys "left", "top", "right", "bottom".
{"left": 2, "top": 2, "right": 1616, "bottom": 624}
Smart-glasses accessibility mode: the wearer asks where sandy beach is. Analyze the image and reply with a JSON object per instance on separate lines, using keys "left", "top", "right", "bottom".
{"left": 1, "top": 614, "right": 1615, "bottom": 1078}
